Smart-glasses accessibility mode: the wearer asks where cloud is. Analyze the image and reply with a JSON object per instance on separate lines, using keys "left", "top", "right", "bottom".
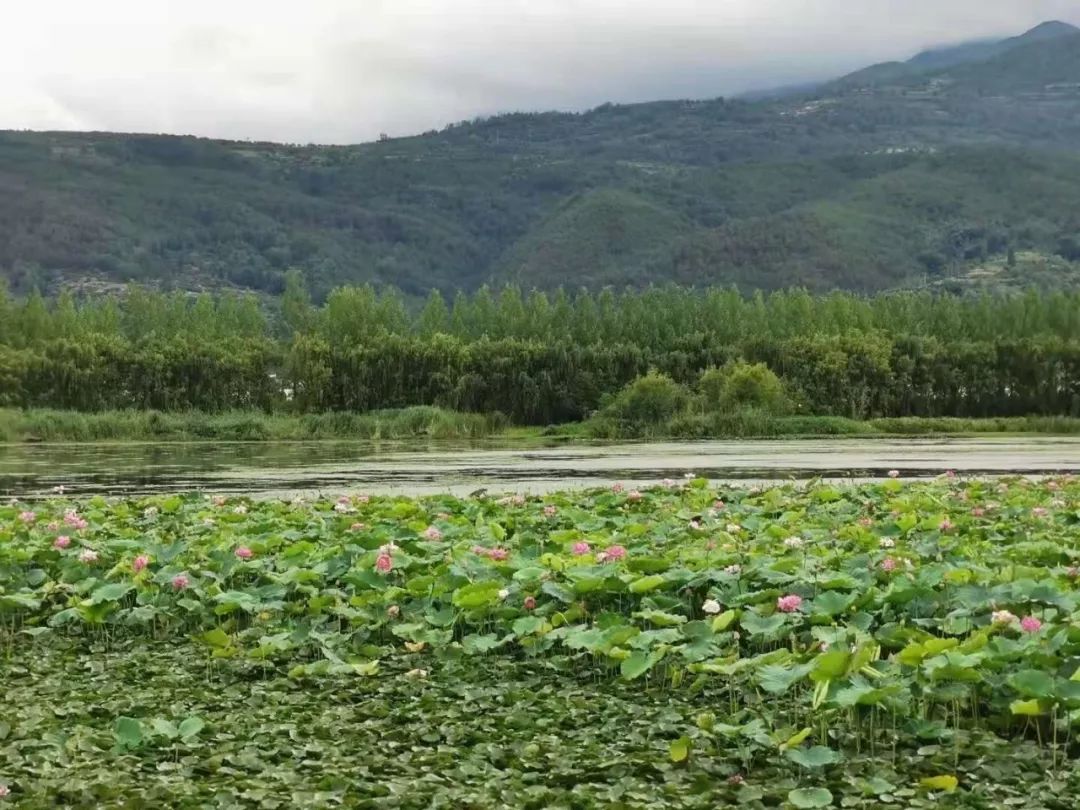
{"left": 2, "top": 0, "right": 1079, "bottom": 143}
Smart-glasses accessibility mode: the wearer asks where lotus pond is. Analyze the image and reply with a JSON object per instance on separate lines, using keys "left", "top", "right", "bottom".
{"left": 2, "top": 476, "right": 1080, "bottom": 808}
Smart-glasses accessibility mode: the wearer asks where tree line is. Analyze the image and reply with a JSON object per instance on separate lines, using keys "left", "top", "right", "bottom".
{"left": 2, "top": 279, "right": 1080, "bottom": 422}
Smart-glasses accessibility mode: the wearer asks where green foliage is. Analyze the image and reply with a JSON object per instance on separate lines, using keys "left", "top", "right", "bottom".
{"left": 700, "top": 361, "right": 789, "bottom": 415}
{"left": 4, "top": 284, "right": 1080, "bottom": 425}
{"left": 599, "top": 371, "right": 690, "bottom": 428}
{"left": 0, "top": 407, "right": 504, "bottom": 442}
{"left": 2, "top": 477, "right": 1080, "bottom": 805}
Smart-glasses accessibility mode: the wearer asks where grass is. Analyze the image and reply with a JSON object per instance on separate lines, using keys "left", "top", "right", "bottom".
{"left": 3, "top": 407, "right": 1080, "bottom": 445}
{"left": 581, "top": 411, "right": 1080, "bottom": 440}
{"left": 0, "top": 407, "right": 507, "bottom": 443}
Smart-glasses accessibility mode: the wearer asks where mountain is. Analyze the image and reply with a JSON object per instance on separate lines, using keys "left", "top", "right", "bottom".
{"left": 908, "top": 20, "right": 1078, "bottom": 70}
{"left": 3, "top": 22, "right": 1080, "bottom": 298}
{"left": 835, "top": 20, "right": 1080, "bottom": 88}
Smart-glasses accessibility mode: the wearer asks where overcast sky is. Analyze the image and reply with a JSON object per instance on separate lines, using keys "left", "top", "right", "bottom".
{"left": 3, "top": 0, "right": 1079, "bottom": 144}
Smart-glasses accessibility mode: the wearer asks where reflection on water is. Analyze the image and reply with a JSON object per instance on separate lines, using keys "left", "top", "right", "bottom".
{"left": 2, "top": 436, "right": 1079, "bottom": 500}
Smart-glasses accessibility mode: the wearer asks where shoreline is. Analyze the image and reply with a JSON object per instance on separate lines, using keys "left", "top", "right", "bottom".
{"left": 4, "top": 407, "right": 1080, "bottom": 445}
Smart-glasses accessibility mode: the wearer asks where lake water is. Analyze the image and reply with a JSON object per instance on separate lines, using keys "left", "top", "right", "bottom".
{"left": 2, "top": 436, "right": 1078, "bottom": 500}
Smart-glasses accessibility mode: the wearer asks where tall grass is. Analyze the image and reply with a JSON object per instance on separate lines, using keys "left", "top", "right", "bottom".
{"left": 866, "top": 416, "right": 1080, "bottom": 435}
{"left": 0, "top": 407, "right": 507, "bottom": 443}
{"left": 585, "top": 411, "right": 1080, "bottom": 440}
{"left": 4, "top": 407, "right": 1080, "bottom": 444}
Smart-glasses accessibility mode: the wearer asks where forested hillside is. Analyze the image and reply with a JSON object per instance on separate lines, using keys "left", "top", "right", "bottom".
{"left": 3, "top": 23, "right": 1080, "bottom": 297}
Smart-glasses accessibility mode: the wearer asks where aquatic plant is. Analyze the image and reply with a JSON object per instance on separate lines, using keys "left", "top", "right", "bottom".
{"left": 2, "top": 476, "right": 1080, "bottom": 805}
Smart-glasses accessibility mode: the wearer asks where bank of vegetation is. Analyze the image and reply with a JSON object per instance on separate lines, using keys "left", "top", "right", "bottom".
{"left": 3, "top": 282, "right": 1080, "bottom": 440}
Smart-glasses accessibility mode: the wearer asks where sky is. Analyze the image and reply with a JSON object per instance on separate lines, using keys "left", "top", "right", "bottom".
{"left": 3, "top": 0, "right": 1079, "bottom": 144}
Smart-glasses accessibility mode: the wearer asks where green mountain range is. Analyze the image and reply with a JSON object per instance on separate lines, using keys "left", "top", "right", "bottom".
{"left": 3, "top": 21, "right": 1080, "bottom": 298}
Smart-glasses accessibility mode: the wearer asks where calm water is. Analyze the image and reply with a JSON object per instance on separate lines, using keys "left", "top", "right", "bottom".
{"left": 2, "top": 436, "right": 1078, "bottom": 500}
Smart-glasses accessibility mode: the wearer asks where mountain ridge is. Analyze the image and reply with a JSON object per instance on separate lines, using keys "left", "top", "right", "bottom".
{"left": 3, "top": 21, "right": 1080, "bottom": 298}
{"left": 833, "top": 20, "right": 1080, "bottom": 89}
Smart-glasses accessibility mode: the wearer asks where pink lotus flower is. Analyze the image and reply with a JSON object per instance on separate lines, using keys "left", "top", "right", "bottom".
{"left": 375, "top": 553, "right": 393, "bottom": 573}
{"left": 604, "top": 545, "right": 627, "bottom": 561}
{"left": 53, "top": 535, "right": 71, "bottom": 549}
{"left": 571, "top": 541, "right": 591, "bottom": 556}
{"left": 971, "top": 507, "right": 985, "bottom": 517}
{"left": 488, "top": 548, "right": 509, "bottom": 561}
{"left": 1047, "top": 481, "right": 1060, "bottom": 491}
{"left": 776, "top": 594, "right": 802, "bottom": 613}
{"left": 523, "top": 596, "right": 536, "bottom": 610}
{"left": 350, "top": 522, "right": 366, "bottom": 532}
{"left": 544, "top": 505, "right": 557, "bottom": 517}
{"left": 627, "top": 490, "right": 643, "bottom": 502}
{"left": 1068, "top": 566, "right": 1079, "bottom": 579}
{"left": 727, "top": 774, "right": 745, "bottom": 786}
{"left": 662, "top": 478, "right": 676, "bottom": 488}
{"left": 1021, "top": 616, "right": 1042, "bottom": 633}
{"left": 939, "top": 518, "right": 953, "bottom": 532}
{"left": 132, "top": 554, "right": 150, "bottom": 573}
{"left": 78, "top": 549, "right": 98, "bottom": 563}
{"left": 611, "top": 483, "right": 625, "bottom": 493}
{"left": 945, "top": 470, "right": 957, "bottom": 479}
{"left": 387, "top": 604, "right": 400, "bottom": 618}
{"left": 234, "top": 546, "right": 253, "bottom": 560}
{"left": 172, "top": 573, "right": 190, "bottom": 590}
{"left": 0, "top": 784, "right": 9, "bottom": 798}
{"left": 858, "top": 517, "right": 873, "bottom": 528}
{"left": 881, "top": 557, "right": 897, "bottom": 572}
{"left": 423, "top": 526, "right": 443, "bottom": 541}
{"left": 713, "top": 499, "right": 725, "bottom": 510}
{"left": 512, "top": 495, "right": 526, "bottom": 507}
{"left": 17, "top": 510, "right": 36, "bottom": 524}
{"left": 887, "top": 470, "right": 900, "bottom": 479}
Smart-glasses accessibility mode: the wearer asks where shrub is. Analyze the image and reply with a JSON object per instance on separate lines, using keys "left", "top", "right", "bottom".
{"left": 599, "top": 372, "right": 690, "bottom": 427}
{"left": 700, "top": 361, "right": 789, "bottom": 415}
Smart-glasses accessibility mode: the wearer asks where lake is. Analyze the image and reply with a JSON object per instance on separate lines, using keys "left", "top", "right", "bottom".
{"left": 2, "top": 436, "right": 1078, "bottom": 500}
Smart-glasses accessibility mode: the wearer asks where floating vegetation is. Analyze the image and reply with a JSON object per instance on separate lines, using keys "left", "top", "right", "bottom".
{"left": 2, "top": 475, "right": 1079, "bottom": 806}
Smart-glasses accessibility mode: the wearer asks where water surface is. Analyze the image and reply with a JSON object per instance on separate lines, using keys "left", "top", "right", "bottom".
{"left": 2, "top": 436, "right": 1078, "bottom": 500}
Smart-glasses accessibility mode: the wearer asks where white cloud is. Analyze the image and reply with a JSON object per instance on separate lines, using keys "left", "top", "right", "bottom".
{"left": 2, "top": 0, "right": 1078, "bottom": 143}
